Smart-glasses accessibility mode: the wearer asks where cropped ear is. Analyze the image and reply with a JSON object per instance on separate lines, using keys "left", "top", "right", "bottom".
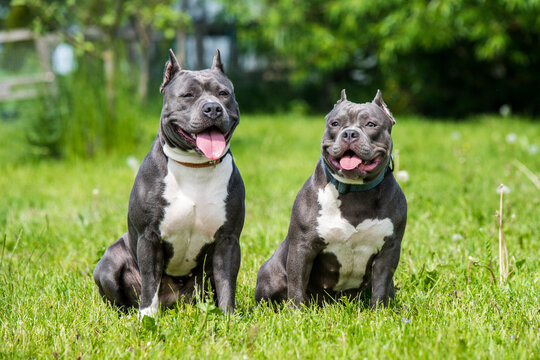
{"left": 338, "top": 89, "right": 347, "bottom": 103}
{"left": 372, "top": 89, "right": 395, "bottom": 125}
{"left": 160, "top": 49, "right": 181, "bottom": 93}
{"left": 333, "top": 89, "right": 347, "bottom": 108}
{"left": 211, "top": 49, "right": 224, "bottom": 73}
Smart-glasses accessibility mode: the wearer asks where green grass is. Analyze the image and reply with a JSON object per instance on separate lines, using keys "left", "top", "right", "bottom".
{"left": 1, "top": 114, "right": 539, "bottom": 359}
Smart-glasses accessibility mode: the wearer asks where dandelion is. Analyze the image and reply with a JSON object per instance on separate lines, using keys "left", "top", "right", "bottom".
{"left": 126, "top": 156, "right": 139, "bottom": 173}
{"left": 506, "top": 133, "right": 517, "bottom": 144}
{"left": 451, "top": 131, "right": 461, "bottom": 140}
{"left": 498, "top": 185, "right": 510, "bottom": 194}
{"left": 92, "top": 188, "right": 99, "bottom": 197}
{"left": 452, "top": 234, "right": 463, "bottom": 242}
{"left": 499, "top": 104, "right": 511, "bottom": 117}
{"left": 396, "top": 170, "right": 409, "bottom": 182}
{"left": 528, "top": 144, "right": 538, "bottom": 155}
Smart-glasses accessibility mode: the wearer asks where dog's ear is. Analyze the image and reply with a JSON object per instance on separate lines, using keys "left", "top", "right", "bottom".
{"left": 334, "top": 89, "right": 347, "bottom": 108}
{"left": 211, "top": 49, "right": 224, "bottom": 73}
{"left": 338, "top": 89, "right": 347, "bottom": 103}
{"left": 160, "top": 49, "right": 181, "bottom": 93}
{"left": 373, "top": 89, "right": 396, "bottom": 125}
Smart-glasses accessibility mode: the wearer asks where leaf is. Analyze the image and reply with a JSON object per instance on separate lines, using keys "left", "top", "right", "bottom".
{"left": 141, "top": 315, "right": 156, "bottom": 332}
{"left": 196, "top": 302, "right": 222, "bottom": 315}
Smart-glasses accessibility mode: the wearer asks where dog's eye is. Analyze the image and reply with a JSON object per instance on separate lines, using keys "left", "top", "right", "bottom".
{"left": 181, "top": 93, "right": 194, "bottom": 98}
{"left": 331, "top": 121, "right": 339, "bottom": 127}
{"left": 366, "top": 122, "right": 376, "bottom": 127}
{"left": 219, "top": 90, "right": 229, "bottom": 96}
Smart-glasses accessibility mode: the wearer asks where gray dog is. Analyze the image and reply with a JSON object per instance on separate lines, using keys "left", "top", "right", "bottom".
{"left": 255, "top": 90, "right": 406, "bottom": 308}
{"left": 93, "top": 50, "right": 244, "bottom": 317}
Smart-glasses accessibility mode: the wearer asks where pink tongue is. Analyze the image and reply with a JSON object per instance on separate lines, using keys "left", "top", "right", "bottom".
{"left": 196, "top": 128, "right": 226, "bottom": 160}
{"left": 339, "top": 154, "right": 362, "bottom": 170}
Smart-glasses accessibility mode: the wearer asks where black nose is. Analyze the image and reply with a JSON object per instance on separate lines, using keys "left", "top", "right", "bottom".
{"left": 341, "top": 129, "right": 360, "bottom": 142}
{"left": 202, "top": 102, "right": 223, "bottom": 119}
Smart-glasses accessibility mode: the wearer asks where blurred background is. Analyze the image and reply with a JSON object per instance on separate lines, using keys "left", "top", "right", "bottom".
{"left": 1, "top": 0, "right": 539, "bottom": 158}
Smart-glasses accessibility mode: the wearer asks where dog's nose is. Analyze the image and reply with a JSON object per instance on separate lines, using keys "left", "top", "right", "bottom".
{"left": 341, "top": 129, "right": 360, "bottom": 143}
{"left": 202, "top": 102, "right": 223, "bottom": 119}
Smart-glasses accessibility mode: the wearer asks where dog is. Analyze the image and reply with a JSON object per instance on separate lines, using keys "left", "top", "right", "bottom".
{"left": 93, "top": 49, "right": 245, "bottom": 317}
{"left": 254, "top": 90, "right": 406, "bottom": 308}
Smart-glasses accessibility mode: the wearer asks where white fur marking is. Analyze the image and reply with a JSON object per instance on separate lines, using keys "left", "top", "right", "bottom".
{"left": 139, "top": 285, "right": 160, "bottom": 319}
{"left": 330, "top": 172, "right": 365, "bottom": 185}
{"left": 316, "top": 184, "right": 394, "bottom": 291}
{"left": 159, "top": 153, "right": 232, "bottom": 276}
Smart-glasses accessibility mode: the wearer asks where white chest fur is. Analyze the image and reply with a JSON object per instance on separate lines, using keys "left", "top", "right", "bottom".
{"left": 316, "top": 184, "right": 394, "bottom": 291}
{"left": 159, "top": 154, "right": 232, "bottom": 276}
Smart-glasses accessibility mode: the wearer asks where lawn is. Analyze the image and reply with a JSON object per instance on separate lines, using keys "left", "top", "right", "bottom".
{"left": 0, "top": 114, "right": 539, "bottom": 359}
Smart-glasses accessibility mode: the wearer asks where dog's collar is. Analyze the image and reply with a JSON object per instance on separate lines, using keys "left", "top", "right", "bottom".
{"left": 163, "top": 143, "right": 229, "bottom": 168}
{"left": 320, "top": 156, "right": 392, "bottom": 193}
{"left": 172, "top": 157, "right": 224, "bottom": 167}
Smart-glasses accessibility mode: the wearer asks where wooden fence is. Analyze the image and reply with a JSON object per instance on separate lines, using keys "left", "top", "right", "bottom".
{"left": 0, "top": 28, "right": 57, "bottom": 102}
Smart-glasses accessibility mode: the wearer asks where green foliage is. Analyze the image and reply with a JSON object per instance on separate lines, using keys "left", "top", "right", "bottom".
{"left": 226, "top": 0, "right": 540, "bottom": 77}
{"left": 222, "top": 0, "right": 540, "bottom": 116}
{"left": 25, "top": 90, "right": 64, "bottom": 158}
{"left": 12, "top": 0, "right": 190, "bottom": 42}
{"left": 1, "top": 114, "right": 539, "bottom": 358}
{"left": 10, "top": 0, "right": 190, "bottom": 158}
{"left": 125, "top": 2, "right": 191, "bottom": 40}
{"left": 19, "top": 53, "right": 151, "bottom": 158}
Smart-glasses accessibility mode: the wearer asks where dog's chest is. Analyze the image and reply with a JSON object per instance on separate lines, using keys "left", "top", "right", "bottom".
{"left": 159, "top": 155, "right": 232, "bottom": 276}
{"left": 316, "top": 184, "right": 394, "bottom": 291}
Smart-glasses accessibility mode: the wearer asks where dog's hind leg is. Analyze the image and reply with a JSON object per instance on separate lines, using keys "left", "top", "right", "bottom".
{"left": 93, "top": 233, "right": 141, "bottom": 311}
{"left": 254, "top": 242, "right": 288, "bottom": 304}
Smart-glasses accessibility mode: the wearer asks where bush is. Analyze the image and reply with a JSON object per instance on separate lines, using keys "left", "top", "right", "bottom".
{"left": 25, "top": 53, "right": 148, "bottom": 159}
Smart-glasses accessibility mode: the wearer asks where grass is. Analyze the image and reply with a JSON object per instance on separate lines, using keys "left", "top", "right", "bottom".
{"left": 0, "top": 114, "right": 539, "bottom": 359}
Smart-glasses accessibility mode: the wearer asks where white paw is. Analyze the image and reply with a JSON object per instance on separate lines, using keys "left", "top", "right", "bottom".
{"left": 138, "top": 287, "right": 160, "bottom": 320}
{"left": 138, "top": 306, "right": 158, "bottom": 319}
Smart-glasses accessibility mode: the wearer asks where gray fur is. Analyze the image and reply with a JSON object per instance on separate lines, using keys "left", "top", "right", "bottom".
{"left": 255, "top": 90, "right": 407, "bottom": 308}
{"left": 94, "top": 50, "right": 244, "bottom": 314}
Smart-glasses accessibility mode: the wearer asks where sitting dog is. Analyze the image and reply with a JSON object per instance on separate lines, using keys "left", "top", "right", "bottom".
{"left": 255, "top": 90, "right": 406, "bottom": 308}
{"left": 93, "top": 50, "right": 244, "bottom": 317}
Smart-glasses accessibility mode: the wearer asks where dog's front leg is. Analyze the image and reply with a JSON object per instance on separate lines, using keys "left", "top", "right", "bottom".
{"left": 286, "top": 237, "right": 319, "bottom": 307}
{"left": 370, "top": 235, "right": 402, "bottom": 309}
{"left": 212, "top": 234, "right": 241, "bottom": 314}
{"left": 137, "top": 229, "right": 164, "bottom": 318}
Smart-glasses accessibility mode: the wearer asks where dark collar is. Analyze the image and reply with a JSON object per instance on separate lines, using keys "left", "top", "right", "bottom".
{"left": 320, "top": 157, "right": 392, "bottom": 193}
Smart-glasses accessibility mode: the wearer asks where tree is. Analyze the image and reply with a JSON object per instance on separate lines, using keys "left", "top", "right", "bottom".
{"left": 222, "top": 0, "right": 540, "bottom": 115}
{"left": 13, "top": 0, "right": 190, "bottom": 105}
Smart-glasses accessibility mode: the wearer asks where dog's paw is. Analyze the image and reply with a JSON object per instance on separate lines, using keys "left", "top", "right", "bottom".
{"left": 138, "top": 306, "right": 158, "bottom": 320}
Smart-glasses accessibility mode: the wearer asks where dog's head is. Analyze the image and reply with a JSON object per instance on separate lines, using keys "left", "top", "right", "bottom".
{"left": 159, "top": 49, "right": 239, "bottom": 160}
{"left": 321, "top": 89, "right": 396, "bottom": 182}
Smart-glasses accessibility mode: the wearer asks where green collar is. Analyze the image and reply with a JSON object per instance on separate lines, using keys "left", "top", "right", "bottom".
{"left": 320, "top": 157, "right": 391, "bottom": 194}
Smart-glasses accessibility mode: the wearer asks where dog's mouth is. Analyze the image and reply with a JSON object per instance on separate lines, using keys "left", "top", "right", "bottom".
{"left": 329, "top": 150, "right": 382, "bottom": 173}
{"left": 176, "top": 125, "right": 231, "bottom": 160}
